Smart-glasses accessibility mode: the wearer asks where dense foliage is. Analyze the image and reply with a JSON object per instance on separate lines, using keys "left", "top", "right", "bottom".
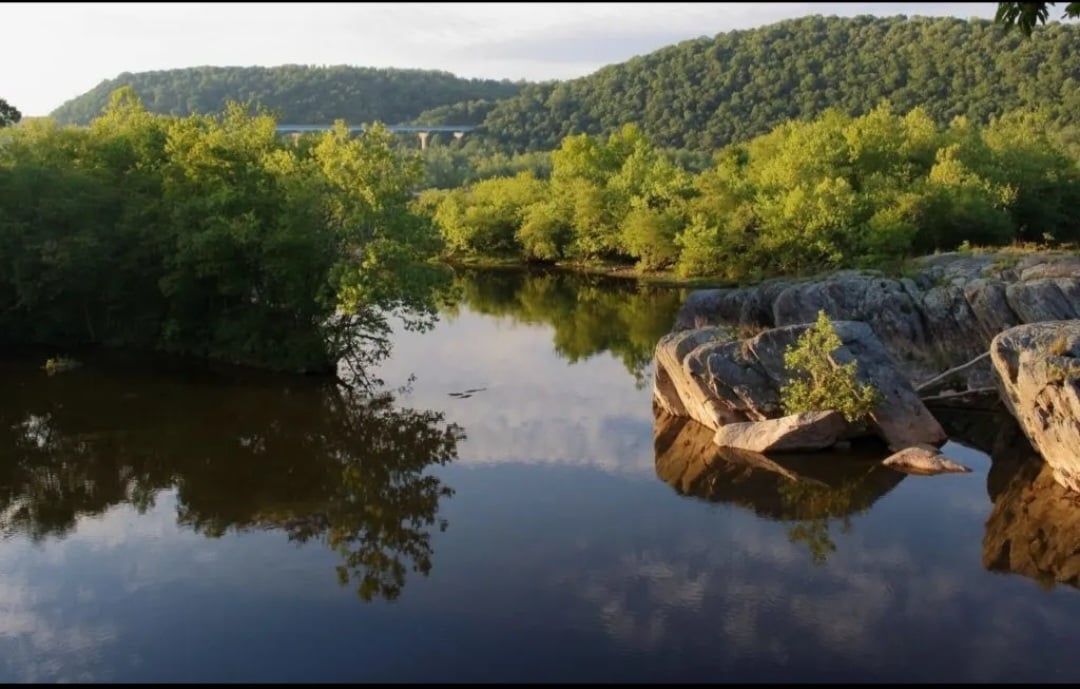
{"left": 0, "top": 88, "right": 445, "bottom": 373}
{"left": 419, "top": 141, "right": 554, "bottom": 190}
{"left": 0, "top": 98, "right": 20, "bottom": 128}
{"left": 995, "top": 2, "right": 1080, "bottom": 35}
{"left": 50, "top": 18, "right": 1080, "bottom": 156}
{"left": 421, "top": 105, "right": 1080, "bottom": 280}
{"left": 468, "top": 16, "right": 1080, "bottom": 152}
{"left": 411, "top": 99, "right": 500, "bottom": 127}
{"left": 50, "top": 65, "right": 523, "bottom": 126}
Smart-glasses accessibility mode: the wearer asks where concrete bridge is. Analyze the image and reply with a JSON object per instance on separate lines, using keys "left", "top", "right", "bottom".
{"left": 276, "top": 123, "right": 477, "bottom": 150}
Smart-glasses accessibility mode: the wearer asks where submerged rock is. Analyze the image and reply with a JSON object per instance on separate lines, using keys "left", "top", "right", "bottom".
{"left": 881, "top": 446, "right": 972, "bottom": 476}
{"left": 990, "top": 321, "right": 1080, "bottom": 495}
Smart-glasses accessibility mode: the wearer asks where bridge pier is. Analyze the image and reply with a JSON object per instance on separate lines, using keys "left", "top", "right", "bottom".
{"left": 417, "top": 131, "right": 430, "bottom": 151}
{"left": 453, "top": 131, "right": 465, "bottom": 143}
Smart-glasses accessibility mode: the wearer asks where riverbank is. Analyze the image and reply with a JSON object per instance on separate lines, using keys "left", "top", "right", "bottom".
{"left": 440, "top": 244, "right": 1080, "bottom": 290}
{"left": 438, "top": 257, "right": 729, "bottom": 289}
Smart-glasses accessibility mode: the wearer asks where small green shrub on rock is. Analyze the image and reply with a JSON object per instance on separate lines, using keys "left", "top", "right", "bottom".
{"left": 780, "top": 311, "right": 881, "bottom": 423}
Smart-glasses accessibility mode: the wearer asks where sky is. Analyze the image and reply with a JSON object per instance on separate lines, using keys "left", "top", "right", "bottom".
{"left": 3, "top": 2, "right": 1003, "bottom": 116}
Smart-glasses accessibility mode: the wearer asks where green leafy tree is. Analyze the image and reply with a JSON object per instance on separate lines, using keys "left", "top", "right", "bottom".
{"left": 995, "top": 2, "right": 1080, "bottom": 35}
{"left": 0, "top": 98, "right": 20, "bottom": 127}
{"left": 0, "top": 88, "right": 445, "bottom": 375}
{"left": 420, "top": 102, "right": 1080, "bottom": 281}
{"left": 780, "top": 311, "right": 880, "bottom": 423}
{"left": 434, "top": 172, "right": 547, "bottom": 256}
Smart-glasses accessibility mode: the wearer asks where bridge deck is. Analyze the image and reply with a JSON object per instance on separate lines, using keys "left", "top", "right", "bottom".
{"left": 276, "top": 124, "right": 476, "bottom": 134}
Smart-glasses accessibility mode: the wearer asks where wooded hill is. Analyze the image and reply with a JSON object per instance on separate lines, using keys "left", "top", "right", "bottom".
{"left": 49, "top": 16, "right": 1080, "bottom": 154}
{"left": 50, "top": 65, "right": 524, "bottom": 126}
{"left": 451, "top": 15, "right": 1080, "bottom": 151}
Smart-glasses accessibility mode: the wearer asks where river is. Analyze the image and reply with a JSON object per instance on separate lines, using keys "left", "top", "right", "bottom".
{"left": 0, "top": 268, "right": 1077, "bottom": 682}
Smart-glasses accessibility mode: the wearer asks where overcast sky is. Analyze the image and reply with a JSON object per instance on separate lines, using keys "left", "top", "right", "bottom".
{"left": 4, "top": 2, "right": 1003, "bottom": 116}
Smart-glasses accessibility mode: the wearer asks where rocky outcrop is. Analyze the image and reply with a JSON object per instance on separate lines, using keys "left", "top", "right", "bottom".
{"left": 653, "top": 327, "right": 739, "bottom": 429}
{"left": 990, "top": 321, "right": 1080, "bottom": 495}
{"left": 712, "top": 410, "right": 848, "bottom": 453}
{"left": 984, "top": 456, "right": 1080, "bottom": 590}
{"left": 673, "top": 251, "right": 1080, "bottom": 386}
{"left": 653, "top": 320, "right": 947, "bottom": 451}
{"left": 881, "top": 446, "right": 972, "bottom": 475}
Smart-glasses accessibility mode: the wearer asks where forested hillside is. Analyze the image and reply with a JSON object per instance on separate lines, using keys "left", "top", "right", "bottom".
{"left": 463, "top": 15, "right": 1080, "bottom": 151}
{"left": 50, "top": 65, "right": 524, "bottom": 125}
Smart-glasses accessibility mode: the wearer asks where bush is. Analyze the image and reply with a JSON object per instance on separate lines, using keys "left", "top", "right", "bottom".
{"left": 780, "top": 311, "right": 881, "bottom": 423}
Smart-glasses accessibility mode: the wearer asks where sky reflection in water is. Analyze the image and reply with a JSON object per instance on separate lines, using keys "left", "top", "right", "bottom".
{"left": 0, "top": 269, "right": 1078, "bottom": 682}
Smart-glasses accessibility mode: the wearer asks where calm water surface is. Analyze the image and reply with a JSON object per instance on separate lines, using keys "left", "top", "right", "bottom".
{"left": 1, "top": 269, "right": 1078, "bottom": 682}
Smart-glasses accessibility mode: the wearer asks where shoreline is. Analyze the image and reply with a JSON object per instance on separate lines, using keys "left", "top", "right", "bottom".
{"left": 438, "top": 244, "right": 1080, "bottom": 290}
{"left": 436, "top": 257, "right": 732, "bottom": 289}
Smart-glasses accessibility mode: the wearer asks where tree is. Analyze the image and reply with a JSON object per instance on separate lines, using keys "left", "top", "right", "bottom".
{"left": 780, "top": 311, "right": 881, "bottom": 423}
{"left": 995, "top": 2, "right": 1080, "bottom": 35}
{"left": 0, "top": 88, "right": 446, "bottom": 374}
{"left": 0, "top": 98, "right": 20, "bottom": 127}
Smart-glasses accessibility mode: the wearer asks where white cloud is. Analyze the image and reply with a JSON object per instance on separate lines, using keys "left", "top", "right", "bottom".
{"left": 3, "top": 3, "right": 1000, "bottom": 115}
{"left": 377, "top": 311, "right": 660, "bottom": 476}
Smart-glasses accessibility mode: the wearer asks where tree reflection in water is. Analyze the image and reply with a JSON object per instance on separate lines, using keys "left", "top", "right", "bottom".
{"left": 653, "top": 407, "right": 904, "bottom": 565}
{"left": 443, "top": 267, "right": 686, "bottom": 386}
{"left": 0, "top": 354, "right": 464, "bottom": 602}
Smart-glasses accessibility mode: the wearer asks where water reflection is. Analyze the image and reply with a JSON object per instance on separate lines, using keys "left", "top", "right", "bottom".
{"left": 443, "top": 268, "right": 685, "bottom": 384}
{"left": 983, "top": 441, "right": 1080, "bottom": 590}
{"left": 927, "top": 402, "right": 1080, "bottom": 588}
{"left": 0, "top": 355, "right": 463, "bottom": 601}
{"left": 653, "top": 407, "right": 904, "bottom": 565}
{"left": 5, "top": 268, "right": 1080, "bottom": 682}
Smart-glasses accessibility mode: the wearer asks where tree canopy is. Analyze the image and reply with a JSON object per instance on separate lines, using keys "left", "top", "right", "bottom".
{"left": 0, "top": 87, "right": 447, "bottom": 374}
{"left": 0, "top": 98, "right": 20, "bottom": 127}
{"left": 995, "top": 2, "right": 1080, "bottom": 35}
{"left": 420, "top": 105, "right": 1080, "bottom": 280}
